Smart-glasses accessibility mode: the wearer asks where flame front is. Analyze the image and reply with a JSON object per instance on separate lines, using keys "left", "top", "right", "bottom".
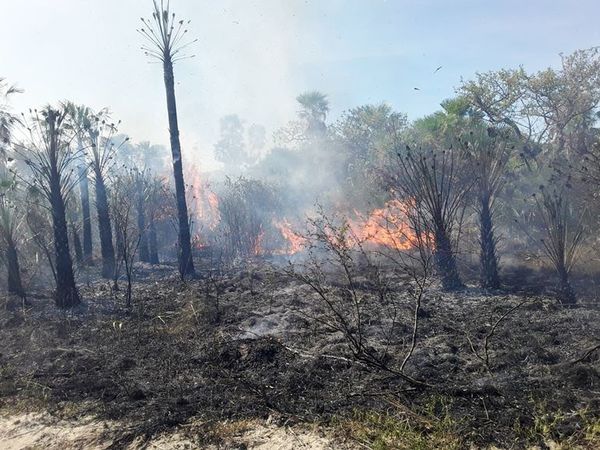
{"left": 190, "top": 184, "right": 417, "bottom": 255}
{"left": 274, "top": 218, "right": 307, "bottom": 254}
{"left": 206, "top": 191, "right": 220, "bottom": 230}
{"left": 349, "top": 199, "right": 416, "bottom": 250}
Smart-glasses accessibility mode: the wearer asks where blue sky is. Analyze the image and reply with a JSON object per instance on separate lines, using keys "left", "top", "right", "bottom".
{"left": 1, "top": 0, "right": 599, "bottom": 168}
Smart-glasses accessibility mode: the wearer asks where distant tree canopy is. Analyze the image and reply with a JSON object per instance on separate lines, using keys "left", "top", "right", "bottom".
{"left": 214, "top": 114, "right": 247, "bottom": 168}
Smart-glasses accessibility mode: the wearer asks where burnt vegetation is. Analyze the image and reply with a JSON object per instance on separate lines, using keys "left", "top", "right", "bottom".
{"left": 1, "top": 5, "right": 600, "bottom": 450}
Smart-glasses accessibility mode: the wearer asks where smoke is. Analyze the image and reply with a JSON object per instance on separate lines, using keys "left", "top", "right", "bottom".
{"left": 176, "top": 0, "right": 320, "bottom": 172}
{"left": 0, "top": 0, "right": 321, "bottom": 173}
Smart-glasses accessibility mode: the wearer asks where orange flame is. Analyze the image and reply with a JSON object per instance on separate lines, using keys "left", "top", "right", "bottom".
{"left": 273, "top": 218, "right": 307, "bottom": 254}
{"left": 253, "top": 227, "right": 265, "bottom": 256}
{"left": 349, "top": 200, "right": 416, "bottom": 250}
{"left": 185, "top": 165, "right": 221, "bottom": 248}
{"left": 205, "top": 191, "right": 220, "bottom": 230}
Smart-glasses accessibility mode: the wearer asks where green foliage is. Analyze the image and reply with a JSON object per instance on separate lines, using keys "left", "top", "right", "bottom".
{"left": 333, "top": 103, "right": 407, "bottom": 209}
{"left": 410, "top": 95, "right": 479, "bottom": 147}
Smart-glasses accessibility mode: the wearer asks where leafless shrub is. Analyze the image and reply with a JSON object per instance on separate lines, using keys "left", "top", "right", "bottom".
{"left": 216, "top": 177, "right": 280, "bottom": 260}
{"left": 465, "top": 298, "right": 528, "bottom": 373}
{"left": 286, "top": 207, "right": 432, "bottom": 386}
{"left": 111, "top": 172, "right": 144, "bottom": 307}
{"left": 372, "top": 202, "right": 435, "bottom": 373}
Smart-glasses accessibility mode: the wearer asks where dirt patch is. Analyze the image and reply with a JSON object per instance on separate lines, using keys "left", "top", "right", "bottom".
{"left": 0, "top": 412, "right": 353, "bottom": 449}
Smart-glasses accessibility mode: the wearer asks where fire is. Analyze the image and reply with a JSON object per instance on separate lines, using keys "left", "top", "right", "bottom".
{"left": 349, "top": 200, "right": 416, "bottom": 250}
{"left": 185, "top": 165, "right": 221, "bottom": 248}
{"left": 273, "top": 218, "right": 307, "bottom": 254}
{"left": 253, "top": 227, "right": 265, "bottom": 256}
{"left": 205, "top": 191, "right": 220, "bottom": 230}
{"left": 185, "top": 167, "right": 417, "bottom": 255}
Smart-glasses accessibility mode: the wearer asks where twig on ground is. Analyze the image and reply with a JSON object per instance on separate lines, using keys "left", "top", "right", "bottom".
{"left": 570, "top": 342, "right": 600, "bottom": 365}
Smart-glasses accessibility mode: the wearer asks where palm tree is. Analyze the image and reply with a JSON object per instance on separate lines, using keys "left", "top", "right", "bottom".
{"left": 65, "top": 103, "right": 94, "bottom": 264}
{"left": 138, "top": 0, "right": 197, "bottom": 278}
{"left": 0, "top": 178, "right": 26, "bottom": 300}
{"left": 67, "top": 104, "right": 124, "bottom": 278}
{"left": 296, "top": 91, "right": 329, "bottom": 136}
{"left": 15, "top": 106, "right": 81, "bottom": 307}
{"left": 132, "top": 167, "right": 151, "bottom": 263}
{"left": 459, "top": 126, "right": 513, "bottom": 289}
{"left": 86, "top": 115, "right": 122, "bottom": 279}
{"left": 0, "top": 79, "right": 26, "bottom": 301}
{"left": 0, "top": 78, "right": 23, "bottom": 156}
{"left": 391, "top": 146, "right": 469, "bottom": 290}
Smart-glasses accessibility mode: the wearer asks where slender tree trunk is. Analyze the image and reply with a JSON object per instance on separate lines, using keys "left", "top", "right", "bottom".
{"left": 136, "top": 181, "right": 150, "bottom": 262}
{"left": 162, "top": 56, "right": 195, "bottom": 278}
{"left": 6, "top": 239, "right": 25, "bottom": 299}
{"left": 113, "top": 224, "right": 123, "bottom": 290}
{"left": 79, "top": 165, "right": 93, "bottom": 264}
{"left": 71, "top": 221, "right": 83, "bottom": 265}
{"left": 125, "top": 257, "right": 132, "bottom": 308}
{"left": 433, "top": 220, "right": 463, "bottom": 290}
{"left": 148, "top": 220, "right": 159, "bottom": 264}
{"left": 50, "top": 175, "right": 80, "bottom": 308}
{"left": 95, "top": 171, "right": 115, "bottom": 279}
{"left": 479, "top": 195, "right": 500, "bottom": 289}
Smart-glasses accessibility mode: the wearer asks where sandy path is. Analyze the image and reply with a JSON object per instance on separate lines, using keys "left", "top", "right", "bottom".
{"left": 0, "top": 412, "right": 349, "bottom": 449}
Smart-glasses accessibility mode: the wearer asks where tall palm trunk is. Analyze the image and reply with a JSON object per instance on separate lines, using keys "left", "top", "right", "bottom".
{"left": 479, "top": 194, "right": 500, "bottom": 289}
{"left": 136, "top": 180, "right": 150, "bottom": 263}
{"left": 79, "top": 165, "right": 93, "bottom": 263}
{"left": 433, "top": 218, "right": 463, "bottom": 290}
{"left": 6, "top": 238, "right": 25, "bottom": 299}
{"left": 557, "top": 264, "right": 576, "bottom": 306}
{"left": 148, "top": 220, "right": 159, "bottom": 264}
{"left": 49, "top": 142, "right": 80, "bottom": 307}
{"left": 95, "top": 170, "right": 115, "bottom": 279}
{"left": 71, "top": 221, "right": 83, "bottom": 264}
{"left": 162, "top": 56, "right": 195, "bottom": 278}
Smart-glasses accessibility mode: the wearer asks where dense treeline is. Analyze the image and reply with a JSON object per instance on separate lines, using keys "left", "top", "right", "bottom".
{"left": 1, "top": 44, "right": 599, "bottom": 308}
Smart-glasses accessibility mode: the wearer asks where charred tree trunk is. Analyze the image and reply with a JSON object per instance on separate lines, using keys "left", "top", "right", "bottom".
{"left": 95, "top": 171, "right": 115, "bottom": 279}
{"left": 433, "top": 219, "right": 463, "bottom": 290}
{"left": 479, "top": 195, "right": 500, "bottom": 289}
{"left": 163, "top": 56, "right": 195, "bottom": 278}
{"left": 79, "top": 165, "right": 93, "bottom": 264}
{"left": 148, "top": 220, "right": 159, "bottom": 264}
{"left": 49, "top": 170, "right": 80, "bottom": 308}
{"left": 6, "top": 239, "right": 25, "bottom": 299}
{"left": 557, "top": 265, "right": 576, "bottom": 306}
{"left": 71, "top": 221, "right": 83, "bottom": 265}
{"left": 113, "top": 226, "right": 123, "bottom": 291}
{"left": 136, "top": 180, "right": 150, "bottom": 263}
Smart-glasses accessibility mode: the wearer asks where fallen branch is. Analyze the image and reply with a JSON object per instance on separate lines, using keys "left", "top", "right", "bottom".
{"left": 570, "top": 342, "right": 600, "bottom": 365}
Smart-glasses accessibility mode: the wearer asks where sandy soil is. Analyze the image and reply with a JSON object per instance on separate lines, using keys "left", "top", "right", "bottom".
{"left": 0, "top": 412, "right": 351, "bottom": 449}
